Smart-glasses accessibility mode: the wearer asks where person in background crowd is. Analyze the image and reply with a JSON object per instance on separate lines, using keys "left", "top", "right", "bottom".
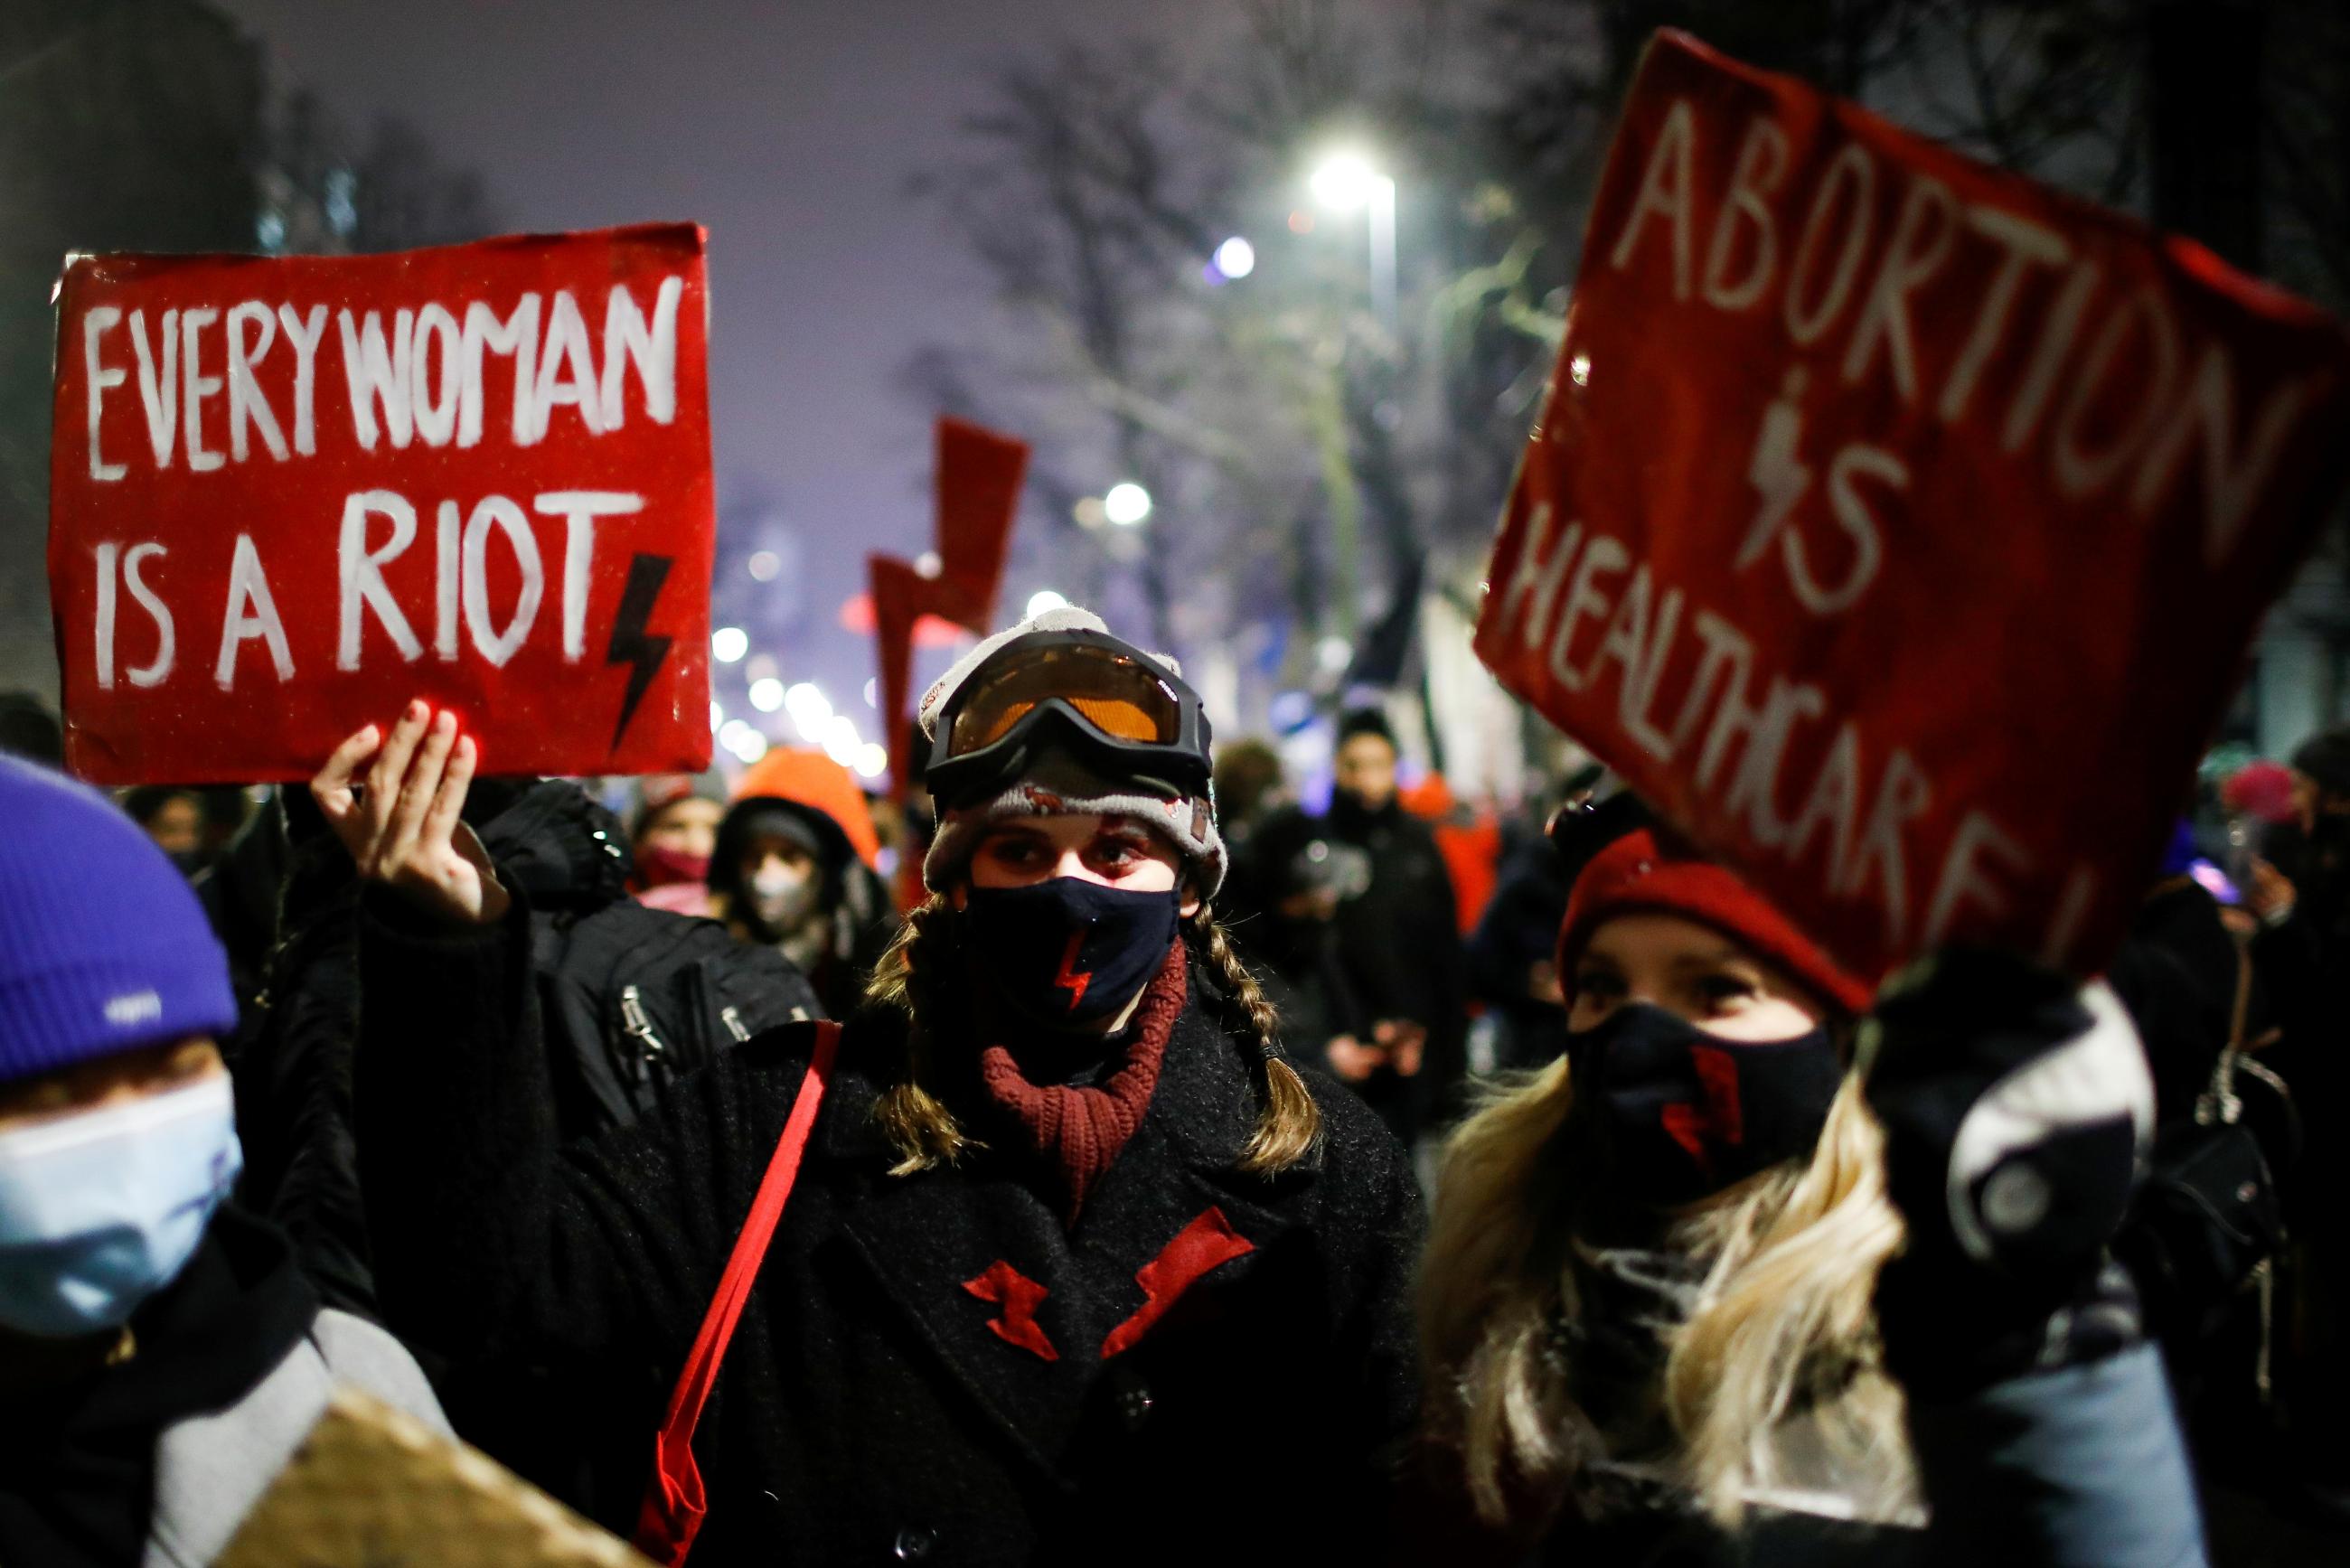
{"left": 1213, "top": 737, "right": 1288, "bottom": 856}
{"left": 0, "top": 692, "right": 63, "bottom": 768}
{"left": 1233, "top": 806, "right": 1421, "bottom": 1140}
{"left": 1214, "top": 737, "right": 1288, "bottom": 832}
{"left": 1397, "top": 771, "right": 1502, "bottom": 936}
{"left": 1465, "top": 798, "right": 1574, "bottom": 1073}
{"left": 319, "top": 606, "right": 1420, "bottom": 1565}
{"left": 2223, "top": 759, "right": 2300, "bottom": 844}
{"left": 190, "top": 795, "right": 290, "bottom": 1043}
{"left": 2103, "top": 820, "right": 2296, "bottom": 1490}
{"left": 708, "top": 746, "right": 897, "bottom": 1019}
{"left": 0, "top": 757, "right": 446, "bottom": 1568}
{"left": 1323, "top": 708, "right": 1469, "bottom": 1141}
{"left": 2246, "top": 724, "right": 2350, "bottom": 1520}
{"left": 122, "top": 786, "right": 206, "bottom": 872}
{"left": 1412, "top": 797, "right": 2206, "bottom": 1567}
{"left": 2107, "top": 822, "right": 2269, "bottom": 1122}
{"left": 629, "top": 773, "right": 726, "bottom": 915}
{"left": 193, "top": 787, "right": 252, "bottom": 869}
{"left": 1208, "top": 736, "right": 1291, "bottom": 930}
{"left": 233, "top": 756, "right": 820, "bottom": 1526}
{"left": 2222, "top": 760, "right": 2303, "bottom": 940}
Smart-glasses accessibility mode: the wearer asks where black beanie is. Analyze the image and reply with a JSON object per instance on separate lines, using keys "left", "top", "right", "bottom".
{"left": 1336, "top": 708, "right": 1396, "bottom": 750}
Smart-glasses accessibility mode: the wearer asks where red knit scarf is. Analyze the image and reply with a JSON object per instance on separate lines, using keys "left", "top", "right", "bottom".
{"left": 977, "top": 939, "right": 1188, "bottom": 1225}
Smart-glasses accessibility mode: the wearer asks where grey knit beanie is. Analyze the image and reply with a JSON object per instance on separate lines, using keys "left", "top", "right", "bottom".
{"left": 918, "top": 606, "right": 1227, "bottom": 899}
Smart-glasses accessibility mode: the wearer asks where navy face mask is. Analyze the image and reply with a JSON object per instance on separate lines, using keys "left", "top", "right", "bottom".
{"left": 1567, "top": 1003, "right": 1842, "bottom": 1205}
{"left": 964, "top": 878, "right": 1182, "bottom": 1028}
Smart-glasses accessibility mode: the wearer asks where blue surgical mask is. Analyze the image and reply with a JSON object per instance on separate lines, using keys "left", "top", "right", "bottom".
{"left": 0, "top": 1075, "right": 242, "bottom": 1338}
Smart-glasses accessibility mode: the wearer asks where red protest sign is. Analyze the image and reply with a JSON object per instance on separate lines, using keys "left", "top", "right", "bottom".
{"left": 870, "top": 417, "right": 1029, "bottom": 803}
{"left": 49, "top": 224, "right": 715, "bottom": 784}
{"left": 1476, "top": 31, "right": 2350, "bottom": 985}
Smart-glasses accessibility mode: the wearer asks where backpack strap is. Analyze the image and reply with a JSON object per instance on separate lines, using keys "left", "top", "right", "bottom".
{"left": 2199, "top": 942, "right": 2255, "bottom": 1126}
{"left": 634, "top": 1019, "right": 842, "bottom": 1566}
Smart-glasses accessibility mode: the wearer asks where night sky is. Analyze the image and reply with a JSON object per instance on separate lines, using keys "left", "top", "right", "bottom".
{"left": 212, "top": 0, "right": 1246, "bottom": 706}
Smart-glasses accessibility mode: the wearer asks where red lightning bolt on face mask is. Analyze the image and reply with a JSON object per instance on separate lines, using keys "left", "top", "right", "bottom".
{"left": 1051, "top": 930, "right": 1092, "bottom": 1012}
{"left": 963, "top": 878, "right": 1182, "bottom": 1028}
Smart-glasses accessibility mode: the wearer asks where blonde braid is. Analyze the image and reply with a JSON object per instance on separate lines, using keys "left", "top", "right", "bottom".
{"left": 1188, "top": 906, "right": 1321, "bottom": 1174}
{"left": 866, "top": 895, "right": 982, "bottom": 1174}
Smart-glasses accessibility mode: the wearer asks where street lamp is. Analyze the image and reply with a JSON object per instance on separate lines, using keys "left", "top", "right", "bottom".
{"left": 1309, "top": 150, "right": 1397, "bottom": 331}
{"left": 1103, "top": 483, "right": 1153, "bottom": 527}
{"left": 1211, "top": 236, "right": 1255, "bottom": 279}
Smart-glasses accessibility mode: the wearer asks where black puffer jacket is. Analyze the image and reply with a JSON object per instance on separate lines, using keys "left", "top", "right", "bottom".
{"left": 353, "top": 902, "right": 1424, "bottom": 1567}
{"left": 234, "top": 780, "right": 821, "bottom": 1525}
{"left": 240, "top": 781, "right": 822, "bottom": 1310}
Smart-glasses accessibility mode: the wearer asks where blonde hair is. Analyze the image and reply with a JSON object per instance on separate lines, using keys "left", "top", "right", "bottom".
{"left": 862, "top": 895, "right": 1320, "bottom": 1178}
{"left": 1417, "top": 1055, "right": 1913, "bottom": 1530}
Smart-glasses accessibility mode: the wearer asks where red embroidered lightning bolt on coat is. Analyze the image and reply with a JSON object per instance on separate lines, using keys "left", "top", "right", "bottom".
{"left": 352, "top": 892, "right": 1424, "bottom": 1568}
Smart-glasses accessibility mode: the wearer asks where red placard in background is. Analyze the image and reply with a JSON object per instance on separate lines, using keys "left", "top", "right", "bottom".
{"left": 870, "top": 417, "right": 1029, "bottom": 803}
{"left": 50, "top": 223, "right": 714, "bottom": 784}
{"left": 1476, "top": 32, "right": 2350, "bottom": 985}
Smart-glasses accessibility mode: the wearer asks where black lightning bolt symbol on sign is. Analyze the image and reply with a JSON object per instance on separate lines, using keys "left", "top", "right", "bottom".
{"left": 606, "top": 553, "right": 675, "bottom": 750}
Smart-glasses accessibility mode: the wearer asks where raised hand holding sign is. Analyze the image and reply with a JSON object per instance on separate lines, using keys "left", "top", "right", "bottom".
{"left": 310, "top": 702, "right": 508, "bottom": 928}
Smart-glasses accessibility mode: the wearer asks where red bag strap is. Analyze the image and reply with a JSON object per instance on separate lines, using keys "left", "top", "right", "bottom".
{"left": 634, "top": 1019, "right": 842, "bottom": 1566}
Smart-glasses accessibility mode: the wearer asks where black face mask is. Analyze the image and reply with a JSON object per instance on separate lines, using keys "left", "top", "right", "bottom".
{"left": 1567, "top": 1003, "right": 1842, "bottom": 1205}
{"left": 964, "top": 878, "right": 1181, "bottom": 1028}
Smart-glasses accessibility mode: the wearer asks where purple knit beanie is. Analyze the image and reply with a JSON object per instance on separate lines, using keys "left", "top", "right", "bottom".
{"left": 0, "top": 756, "right": 237, "bottom": 1086}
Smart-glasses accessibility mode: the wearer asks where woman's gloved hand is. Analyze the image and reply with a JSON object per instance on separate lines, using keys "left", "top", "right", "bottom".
{"left": 1860, "top": 947, "right": 2154, "bottom": 1399}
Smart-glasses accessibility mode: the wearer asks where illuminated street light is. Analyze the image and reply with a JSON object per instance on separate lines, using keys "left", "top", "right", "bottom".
{"left": 1308, "top": 151, "right": 1398, "bottom": 331}
{"left": 1309, "top": 153, "right": 1381, "bottom": 211}
{"left": 711, "top": 626, "right": 749, "bottom": 663}
{"left": 822, "top": 712, "right": 862, "bottom": 767}
{"left": 1026, "top": 589, "right": 1071, "bottom": 618}
{"left": 748, "top": 677, "right": 785, "bottom": 713}
{"left": 1212, "top": 236, "right": 1255, "bottom": 279}
{"left": 1103, "top": 483, "right": 1153, "bottom": 527}
{"left": 718, "top": 719, "right": 768, "bottom": 765}
{"left": 785, "top": 681, "right": 832, "bottom": 741}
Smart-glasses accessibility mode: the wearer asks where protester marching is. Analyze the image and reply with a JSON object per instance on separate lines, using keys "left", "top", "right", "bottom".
{"left": 12, "top": 6, "right": 2350, "bottom": 1567}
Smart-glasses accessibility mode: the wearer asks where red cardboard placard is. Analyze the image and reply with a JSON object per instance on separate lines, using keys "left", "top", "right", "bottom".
{"left": 869, "top": 417, "right": 1028, "bottom": 803}
{"left": 49, "top": 224, "right": 715, "bottom": 784}
{"left": 1476, "top": 32, "right": 2350, "bottom": 984}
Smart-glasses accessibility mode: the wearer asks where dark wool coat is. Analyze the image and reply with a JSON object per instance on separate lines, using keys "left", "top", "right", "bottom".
{"left": 355, "top": 897, "right": 1424, "bottom": 1566}
{"left": 1321, "top": 796, "right": 1470, "bottom": 1132}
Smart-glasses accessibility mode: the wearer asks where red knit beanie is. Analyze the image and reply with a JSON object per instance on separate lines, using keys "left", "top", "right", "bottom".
{"left": 1555, "top": 828, "right": 1873, "bottom": 1017}
{"left": 2221, "top": 760, "right": 2298, "bottom": 826}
